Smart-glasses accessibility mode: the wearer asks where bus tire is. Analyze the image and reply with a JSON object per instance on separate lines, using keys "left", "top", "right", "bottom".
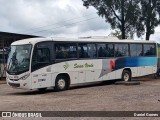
{"left": 122, "top": 70, "right": 131, "bottom": 82}
{"left": 54, "top": 75, "right": 68, "bottom": 92}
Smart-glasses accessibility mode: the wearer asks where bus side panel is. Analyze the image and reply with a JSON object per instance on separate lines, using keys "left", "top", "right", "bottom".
{"left": 51, "top": 72, "right": 58, "bottom": 87}
{"left": 31, "top": 66, "right": 52, "bottom": 89}
{"left": 115, "top": 69, "right": 123, "bottom": 79}
{"left": 52, "top": 62, "right": 79, "bottom": 85}
{"left": 50, "top": 56, "right": 157, "bottom": 88}
{"left": 152, "top": 65, "right": 157, "bottom": 74}
{"left": 100, "top": 59, "right": 115, "bottom": 81}
{"left": 137, "top": 66, "right": 157, "bottom": 77}
{"left": 102, "top": 72, "right": 115, "bottom": 81}
{"left": 114, "top": 67, "right": 138, "bottom": 79}
{"left": 130, "top": 67, "right": 138, "bottom": 77}
{"left": 68, "top": 71, "right": 79, "bottom": 84}
{"left": 51, "top": 71, "right": 79, "bottom": 86}
{"left": 52, "top": 59, "right": 103, "bottom": 84}
{"left": 112, "top": 57, "right": 157, "bottom": 78}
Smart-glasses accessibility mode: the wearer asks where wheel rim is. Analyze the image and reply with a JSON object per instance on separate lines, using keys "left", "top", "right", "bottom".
{"left": 58, "top": 79, "right": 65, "bottom": 89}
{"left": 124, "top": 73, "right": 129, "bottom": 81}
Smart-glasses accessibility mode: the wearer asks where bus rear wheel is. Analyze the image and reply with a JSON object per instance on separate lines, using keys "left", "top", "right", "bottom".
{"left": 122, "top": 70, "right": 131, "bottom": 82}
{"left": 54, "top": 75, "right": 68, "bottom": 92}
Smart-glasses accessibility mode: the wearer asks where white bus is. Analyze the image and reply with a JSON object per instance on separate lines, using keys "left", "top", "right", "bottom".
{"left": 6, "top": 37, "right": 158, "bottom": 91}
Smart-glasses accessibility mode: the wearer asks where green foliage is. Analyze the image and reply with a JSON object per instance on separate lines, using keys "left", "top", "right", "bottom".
{"left": 109, "top": 30, "right": 122, "bottom": 39}
{"left": 140, "top": 0, "right": 160, "bottom": 40}
{"left": 82, "top": 0, "right": 144, "bottom": 39}
{"left": 82, "top": 0, "right": 160, "bottom": 40}
{"left": 109, "top": 29, "right": 135, "bottom": 39}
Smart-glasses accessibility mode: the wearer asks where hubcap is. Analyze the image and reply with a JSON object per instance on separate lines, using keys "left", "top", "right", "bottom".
{"left": 124, "top": 73, "right": 129, "bottom": 81}
{"left": 58, "top": 79, "right": 65, "bottom": 89}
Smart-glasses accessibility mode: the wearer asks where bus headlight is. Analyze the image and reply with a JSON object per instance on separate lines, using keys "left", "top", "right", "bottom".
{"left": 20, "top": 73, "right": 30, "bottom": 80}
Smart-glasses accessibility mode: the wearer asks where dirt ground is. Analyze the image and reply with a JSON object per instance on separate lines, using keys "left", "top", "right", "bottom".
{"left": 1, "top": 77, "right": 160, "bottom": 119}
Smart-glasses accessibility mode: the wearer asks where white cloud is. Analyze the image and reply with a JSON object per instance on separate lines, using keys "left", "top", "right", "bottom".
{"left": 57, "top": 0, "right": 71, "bottom": 9}
{"left": 0, "top": 0, "right": 160, "bottom": 41}
{"left": 0, "top": 0, "right": 109, "bottom": 37}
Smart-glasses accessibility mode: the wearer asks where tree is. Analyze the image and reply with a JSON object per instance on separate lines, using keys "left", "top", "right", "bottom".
{"left": 109, "top": 30, "right": 122, "bottom": 39}
{"left": 140, "top": 0, "right": 160, "bottom": 40}
{"left": 109, "top": 29, "right": 133, "bottom": 39}
{"left": 82, "top": 0, "right": 144, "bottom": 39}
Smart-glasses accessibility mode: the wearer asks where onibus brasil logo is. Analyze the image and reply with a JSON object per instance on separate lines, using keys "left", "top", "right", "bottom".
{"left": 63, "top": 62, "right": 69, "bottom": 70}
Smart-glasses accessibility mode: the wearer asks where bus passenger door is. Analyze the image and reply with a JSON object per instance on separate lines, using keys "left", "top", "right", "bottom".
{"left": 31, "top": 42, "right": 54, "bottom": 89}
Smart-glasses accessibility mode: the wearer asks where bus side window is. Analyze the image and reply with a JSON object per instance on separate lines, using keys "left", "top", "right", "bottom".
{"left": 32, "top": 48, "right": 50, "bottom": 70}
{"left": 87, "top": 44, "right": 96, "bottom": 58}
{"left": 143, "top": 44, "right": 156, "bottom": 56}
{"left": 78, "top": 44, "right": 88, "bottom": 58}
{"left": 55, "top": 43, "right": 77, "bottom": 59}
{"left": 115, "top": 44, "right": 129, "bottom": 57}
{"left": 39, "top": 48, "right": 50, "bottom": 62}
{"left": 78, "top": 43, "right": 96, "bottom": 58}
{"left": 130, "top": 44, "right": 143, "bottom": 57}
{"left": 32, "top": 48, "right": 50, "bottom": 63}
{"left": 106, "top": 44, "right": 114, "bottom": 57}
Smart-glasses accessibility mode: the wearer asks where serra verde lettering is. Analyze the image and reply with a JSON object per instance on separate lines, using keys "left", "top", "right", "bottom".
{"left": 74, "top": 63, "right": 93, "bottom": 68}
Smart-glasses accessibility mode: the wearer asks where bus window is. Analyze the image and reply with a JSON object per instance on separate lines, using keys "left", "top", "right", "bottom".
{"left": 130, "top": 44, "right": 143, "bottom": 57}
{"left": 107, "top": 44, "right": 114, "bottom": 57}
{"left": 97, "top": 44, "right": 114, "bottom": 57}
{"left": 55, "top": 43, "right": 77, "bottom": 59}
{"left": 31, "top": 42, "right": 53, "bottom": 71}
{"left": 37, "top": 48, "right": 50, "bottom": 63}
{"left": 78, "top": 43, "right": 96, "bottom": 58}
{"left": 88, "top": 44, "right": 96, "bottom": 58}
{"left": 143, "top": 44, "right": 156, "bottom": 56}
{"left": 97, "top": 44, "right": 106, "bottom": 57}
{"left": 78, "top": 43, "right": 88, "bottom": 58}
{"left": 115, "top": 44, "right": 129, "bottom": 57}
{"left": 32, "top": 48, "right": 50, "bottom": 70}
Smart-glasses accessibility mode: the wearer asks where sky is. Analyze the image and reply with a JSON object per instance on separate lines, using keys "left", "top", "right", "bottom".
{"left": 0, "top": 0, "right": 160, "bottom": 41}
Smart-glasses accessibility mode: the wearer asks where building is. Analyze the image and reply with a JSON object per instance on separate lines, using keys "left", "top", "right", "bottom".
{"left": 0, "top": 31, "right": 39, "bottom": 79}
{"left": 0, "top": 31, "right": 39, "bottom": 49}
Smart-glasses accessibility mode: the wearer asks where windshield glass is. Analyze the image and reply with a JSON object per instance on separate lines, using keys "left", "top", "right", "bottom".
{"left": 7, "top": 44, "right": 32, "bottom": 74}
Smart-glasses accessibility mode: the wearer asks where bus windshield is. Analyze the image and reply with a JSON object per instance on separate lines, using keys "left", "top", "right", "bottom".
{"left": 7, "top": 44, "right": 32, "bottom": 75}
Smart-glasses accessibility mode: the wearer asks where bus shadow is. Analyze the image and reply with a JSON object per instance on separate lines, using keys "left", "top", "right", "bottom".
{"left": 7, "top": 80, "right": 119, "bottom": 96}
{"left": 70, "top": 80, "right": 118, "bottom": 90}
{"left": 7, "top": 89, "right": 55, "bottom": 96}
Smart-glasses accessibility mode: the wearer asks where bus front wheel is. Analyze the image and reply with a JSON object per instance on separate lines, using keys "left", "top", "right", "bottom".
{"left": 54, "top": 75, "right": 68, "bottom": 91}
{"left": 122, "top": 70, "right": 131, "bottom": 82}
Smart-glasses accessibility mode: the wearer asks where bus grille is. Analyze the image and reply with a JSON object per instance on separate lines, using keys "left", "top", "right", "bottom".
{"left": 8, "top": 82, "right": 20, "bottom": 87}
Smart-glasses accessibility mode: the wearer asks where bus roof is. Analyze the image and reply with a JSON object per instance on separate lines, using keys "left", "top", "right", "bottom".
{"left": 11, "top": 37, "right": 156, "bottom": 45}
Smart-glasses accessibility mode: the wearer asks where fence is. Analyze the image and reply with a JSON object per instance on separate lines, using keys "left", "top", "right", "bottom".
{"left": 0, "top": 63, "right": 6, "bottom": 78}
{"left": 0, "top": 50, "right": 8, "bottom": 79}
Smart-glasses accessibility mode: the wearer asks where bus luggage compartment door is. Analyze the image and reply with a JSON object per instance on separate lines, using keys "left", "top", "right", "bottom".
{"left": 78, "top": 71, "right": 86, "bottom": 83}
{"left": 32, "top": 72, "right": 52, "bottom": 89}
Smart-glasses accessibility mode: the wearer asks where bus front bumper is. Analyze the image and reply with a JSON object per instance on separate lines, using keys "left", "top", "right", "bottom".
{"left": 8, "top": 82, "right": 20, "bottom": 88}
{"left": 6, "top": 79, "right": 31, "bottom": 89}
